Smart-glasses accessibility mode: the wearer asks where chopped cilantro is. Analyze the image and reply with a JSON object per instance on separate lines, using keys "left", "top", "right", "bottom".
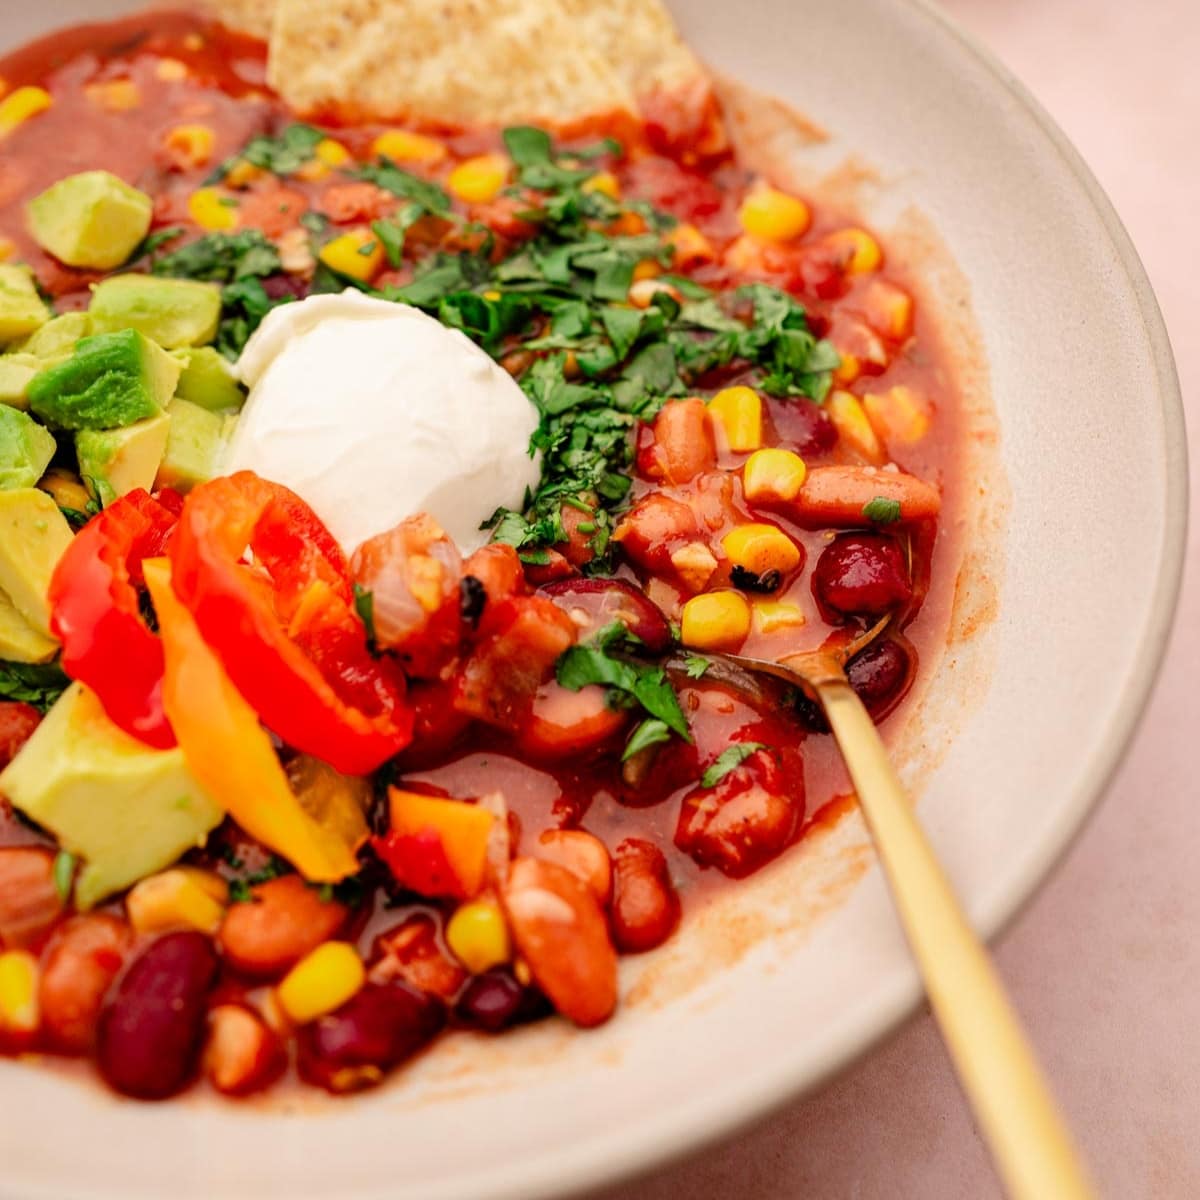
{"left": 701, "top": 742, "right": 767, "bottom": 788}
{"left": 209, "top": 123, "right": 325, "bottom": 181}
{"left": 354, "top": 159, "right": 451, "bottom": 214}
{"left": 227, "top": 855, "right": 291, "bottom": 903}
{"left": 622, "top": 717, "right": 672, "bottom": 762}
{"left": 150, "top": 230, "right": 281, "bottom": 283}
{"left": 353, "top": 584, "right": 377, "bottom": 646}
{"left": 52, "top": 851, "right": 76, "bottom": 902}
{"left": 0, "top": 660, "right": 69, "bottom": 712}
{"left": 683, "top": 655, "right": 711, "bottom": 679}
{"left": 862, "top": 496, "right": 903, "bottom": 524}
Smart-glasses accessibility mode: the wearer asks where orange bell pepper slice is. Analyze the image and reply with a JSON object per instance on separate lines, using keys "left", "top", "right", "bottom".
{"left": 143, "top": 557, "right": 359, "bottom": 882}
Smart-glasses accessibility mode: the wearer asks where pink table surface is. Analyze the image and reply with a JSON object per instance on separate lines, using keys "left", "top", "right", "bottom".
{"left": 598, "top": 2, "right": 1200, "bottom": 1197}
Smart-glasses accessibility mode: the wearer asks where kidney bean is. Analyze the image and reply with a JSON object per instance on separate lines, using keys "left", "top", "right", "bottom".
{"left": 812, "top": 533, "right": 912, "bottom": 620}
{"left": 455, "top": 968, "right": 551, "bottom": 1032}
{"left": 501, "top": 857, "right": 618, "bottom": 1028}
{"left": 542, "top": 578, "right": 672, "bottom": 654}
{"left": 847, "top": 638, "right": 914, "bottom": 719}
{"left": 203, "top": 1004, "right": 286, "bottom": 1097}
{"left": 766, "top": 396, "right": 838, "bottom": 458}
{"left": 0, "top": 846, "right": 63, "bottom": 951}
{"left": 675, "top": 748, "right": 805, "bottom": 878}
{"left": 96, "top": 931, "right": 218, "bottom": 1099}
{"left": 610, "top": 839, "right": 681, "bottom": 954}
{"left": 367, "top": 913, "right": 466, "bottom": 1000}
{"left": 534, "top": 830, "right": 612, "bottom": 906}
{"left": 0, "top": 702, "right": 40, "bottom": 769}
{"left": 218, "top": 875, "right": 348, "bottom": 978}
{"left": 38, "top": 914, "right": 133, "bottom": 1054}
{"left": 297, "top": 981, "right": 445, "bottom": 1094}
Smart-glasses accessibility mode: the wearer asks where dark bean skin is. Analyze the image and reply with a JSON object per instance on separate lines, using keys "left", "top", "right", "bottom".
{"left": 542, "top": 578, "right": 673, "bottom": 654}
{"left": 96, "top": 931, "right": 218, "bottom": 1100}
{"left": 455, "top": 969, "right": 552, "bottom": 1033}
{"left": 610, "top": 839, "right": 680, "bottom": 954}
{"left": 766, "top": 396, "right": 838, "bottom": 458}
{"left": 297, "top": 981, "right": 445, "bottom": 1094}
{"left": 793, "top": 637, "right": 915, "bottom": 731}
{"left": 812, "top": 533, "right": 912, "bottom": 620}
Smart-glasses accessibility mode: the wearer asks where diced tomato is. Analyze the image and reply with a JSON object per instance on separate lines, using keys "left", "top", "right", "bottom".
{"left": 613, "top": 494, "right": 700, "bottom": 573}
{"left": 462, "top": 543, "right": 526, "bottom": 607}
{"left": 317, "top": 182, "right": 395, "bottom": 224}
{"left": 622, "top": 156, "right": 726, "bottom": 224}
{"left": 236, "top": 186, "right": 308, "bottom": 236}
{"left": 0, "top": 702, "right": 40, "bottom": 770}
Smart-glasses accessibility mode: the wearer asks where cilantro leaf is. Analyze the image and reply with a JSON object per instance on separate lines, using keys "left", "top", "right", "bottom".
{"left": 556, "top": 642, "right": 690, "bottom": 740}
{"left": 622, "top": 718, "right": 672, "bottom": 762}
{"left": 683, "top": 655, "right": 710, "bottom": 679}
{"left": 0, "top": 659, "right": 69, "bottom": 712}
{"left": 150, "top": 230, "right": 281, "bottom": 283}
{"left": 503, "top": 125, "right": 554, "bottom": 167}
{"left": 862, "top": 496, "right": 902, "bottom": 524}
{"left": 355, "top": 160, "right": 451, "bottom": 214}
{"left": 701, "top": 742, "right": 768, "bottom": 788}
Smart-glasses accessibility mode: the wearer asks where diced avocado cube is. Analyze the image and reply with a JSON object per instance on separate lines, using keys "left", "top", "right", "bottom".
{"left": 27, "top": 170, "right": 152, "bottom": 271}
{"left": 76, "top": 412, "right": 170, "bottom": 507}
{"left": 0, "top": 353, "right": 45, "bottom": 411}
{"left": 171, "top": 346, "right": 244, "bottom": 411}
{"left": 155, "top": 398, "right": 227, "bottom": 492}
{"left": 0, "top": 265, "right": 51, "bottom": 346}
{"left": 0, "top": 682, "right": 223, "bottom": 908}
{"left": 0, "top": 406, "right": 56, "bottom": 490}
{"left": 89, "top": 274, "right": 221, "bottom": 349}
{"left": 18, "top": 311, "right": 92, "bottom": 359}
{"left": 0, "top": 487, "right": 74, "bottom": 637}
{"left": 27, "top": 329, "right": 181, "bottom": 431}
{"left": 0, "top": 587, "right": 58, "bottom": 664}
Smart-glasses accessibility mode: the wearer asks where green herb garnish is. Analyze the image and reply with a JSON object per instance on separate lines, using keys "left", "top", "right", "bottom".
{"left": 701, "top": 742, "right": 767, "bottom": 788}
{"left": 52, "top": 850, "right": 76, "bottom": 902}
{"left": 862, "top": 496, "right": 902, "bottom": 524}
{"left": 0, "top": 659, "right": 69, "bottom": 712}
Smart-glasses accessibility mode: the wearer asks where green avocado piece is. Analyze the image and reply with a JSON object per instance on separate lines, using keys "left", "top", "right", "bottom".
{"left": 0, "top": 488, "right": 74, "bottom": 637}
{"left": 171, "top": 346, "right": 244, "bottom": 411}
{"left": 76, "top": 412, "right": 170, "bottom": 507}
{"left": 0, "top": 406, "right": 56, "bottom": 490}
{"left": 18, "top": 312, "right": 92, "bottom": 359}
{"left": 0, "top": 588, "right": 58, "bottom": 664}
{"left": 0, "top": 353, "right": 46, "bottom": 411}
{"left": 0, "top": 682, "right": 223, "bottom": 908}
{"left": 156, "top": 398, "right": 228, "bottom": 492}
{"left": 89, "top": 274, "right": 221, "bottom": 349}
{"left": 27, "top": 329, "right": 181, "bottom": 431}
{"left": 27, "top": 171, "right": 152, "bottom": 271}
{"left": 0, "top": 265, "right": 51, "bottom": 346}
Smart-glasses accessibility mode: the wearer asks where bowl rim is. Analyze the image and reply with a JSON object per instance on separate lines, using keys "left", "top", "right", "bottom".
{"left": 498, "top": 1, "right": 1189, "bottom": 1196}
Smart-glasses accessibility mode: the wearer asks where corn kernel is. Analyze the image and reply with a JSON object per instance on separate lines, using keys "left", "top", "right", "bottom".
{"left": 224, "top": 159, "right": 265, "bottom": 189}
{"left": 163, "top": 123, "right": 216, "bottom": 169}
{"left": 722, "top": 523, "right": 802, "bottom": 577}
{"left": 372, "top": 129, "right": 445, "bottom": 164}
{"left": 188, "top": 187, "right": 239, "bottom": 231}
{"left": 864, "top": 385, "right": 931, "bottom": 446}
{"left": 708, "top": 386, "right": 763, "bottom": 452}
{"left": 581, "top": 170, "right": 621, "bottom": 201}
{"left": 155, "top": 57, "right": 189, "bottom": 82}
{"left": 126, "top": 868, "right": 228, "bottom": 935}
{"left": 318, "top": 228, "right": 385, "bottom": 282}
{"left": 446, "top": 899, "right": 512, "bottom": 974}
{"left": 833, "top": 351, "right": 861, "bottom": 385}
{"left": 670, "top": 541, "right": 719, "bottom": 593}
{"left": 0, "top": 86, "right": 52, "bottom": 138}
{"left": 742, "top": 448, "right": 807, "bottom": 504}
{"left": 632, "top": 258, "right": 660, "bottom": 282}
{"left": 738, "top": 184, "right": 810, "bottom": 243}
{"left": 277, "top": 942, "right": 365, "bottom": 1024}
{"left": 828, "top": 390, "right": 885, "bottom": 463}
{"left": 37, "top": 468, "right": 91, "bottom": 512}
{"left": 860, "top": 279, "right": 914, "bottom": 341}
{"left": 752, "top": 601, "right": 807, "bottom": 635}
{"left": 681, "top": 591, "right": 751, "bottom": 650}
{"left": 315, "top": 137, "right": 352, "bottom": 167}
{"left": 294, "top": 159, "right": 332, "bottom": 183}
{"left": 447, "top": 154, "right": 510, "bottom": 204}
{"left": 0, "top": 950, "right": 39, "bottom": 1036}
{"left": 85, "top": 79, "right": 140, "bottom": 112}
{"left": 666, "top": 222, "right": 715, "bottom": 268}
{"left": 823, "top": 227, "right": 882, "bottom": 274}
{"left": 628, "top": 278, "right": 681, "bottom": 309}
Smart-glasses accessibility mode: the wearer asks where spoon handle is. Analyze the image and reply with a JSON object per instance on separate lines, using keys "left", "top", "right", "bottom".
{"left": 816, "top": 677, "right": 1095, "bottom": 1200}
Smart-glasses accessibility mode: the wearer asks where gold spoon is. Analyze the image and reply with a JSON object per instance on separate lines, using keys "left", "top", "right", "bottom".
{"left": 717, "top": 626, "right": 1096, "bottom": 1200}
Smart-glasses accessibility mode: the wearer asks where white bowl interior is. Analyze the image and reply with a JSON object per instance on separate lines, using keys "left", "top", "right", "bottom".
{"left": 0, "top": 2, "right": 1185, "bottom": 1198}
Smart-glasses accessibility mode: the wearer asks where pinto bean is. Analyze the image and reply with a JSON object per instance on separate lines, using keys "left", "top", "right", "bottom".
{"left": 501, "top": 857, "right": 617, "bottom": 1028}
{"left": 97, "top": 931, "right": 218, "bottom": 1099}
{"left": 297, "top": 981, "right": 445, "bottom": 1094}
{"left": 38, "top": 914, "right": 133, "bottom": 1054}
{"left": 534, "top": 830, "right": 612, "bottom": 906}
{"left": 203, "top": 1004, "right": 286, "bottom": 1097}
{"left": 610, "top": 839, "right": 680, "bottom": 954}
{"left": 0, "top": 847, "right": 63, "bottom": 951}
{"left": 218, "top": 876, "right": 348, "bottom": 979}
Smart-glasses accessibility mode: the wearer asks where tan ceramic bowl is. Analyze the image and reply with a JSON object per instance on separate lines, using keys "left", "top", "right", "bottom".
{"left": 0, "top": 1, "right": 1186, "bottom": 1197}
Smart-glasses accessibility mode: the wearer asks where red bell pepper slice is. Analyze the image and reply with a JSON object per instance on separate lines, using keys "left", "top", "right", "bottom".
{"left": 169, "top": 471, "right": 411, "bottom": 776}
{"left": 47, "top": 489, "right": 181, "bottom": 749}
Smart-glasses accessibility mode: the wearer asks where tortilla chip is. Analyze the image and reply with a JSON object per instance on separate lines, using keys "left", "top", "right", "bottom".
{"left": 266, "top": 0, "right": 636, "bottom": 130}
{"left": 199, "top": 0, "right": 277, "bottom": 39}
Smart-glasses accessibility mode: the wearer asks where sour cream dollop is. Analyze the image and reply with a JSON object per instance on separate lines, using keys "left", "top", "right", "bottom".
{"left": 225, "top": 292, "right": 541, "bottom": 552}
